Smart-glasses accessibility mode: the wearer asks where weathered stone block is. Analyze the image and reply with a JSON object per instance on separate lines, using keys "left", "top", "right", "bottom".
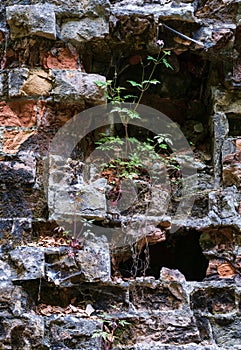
{"left": 9, "top": 246, "right": 45, "bottom": 280}
{"left": 0, "top": 158, "right": 36, "bottom": 185}
{"left": 206, "top": 258, "right": 236, "bottom": 279}
{"left": 132, "top": 313, "right": 200, "bottom": 345}
{"left": 0, "top": 100, "right": 37, "bottom": 127}
{"left": 76, "top": 238, "right": 111, "bottom": 282}
{"left": 21, "top": 70, "right": 52, "bottom": 96}
{"left": 48, "top": 316, "right": 101, "bottom": 349}
{"left": 202, "top": 226, "right": 234, "bottom": 250}
{"left": 0, "top": 219, "right": 32, "bottom": 244}
{"left": 129, "top": 279, "right": 186, "bottom": 311}
{"left": 61, "top": 17, "right": 109, "bottom": 44}
{"left": 191, "top": 286, "right": 236, "bottom": 315}
{"left": 50, "top": 69, "right": 106, "bottom": 104}
{"left": 0, "top": 250, "right": 17, "bottom": 282}
{"left": 147, "top": 187, "right": 170, "bottom": 216}
{"left": 3, "top": 129, "right": 36, "bottom": 154}
{"left": 49, "top": 184, "right": 107, "bottom": 221}
{"left": 111, "top": 1, "right": 196, "bottom": 22}
{"left": 44, "top": 237, "right": 110, "bottom": 284}
{"left": 0, "top": 314, "right": 45, "bottom": 349}
{"left": 6, "top": 4, "right": 56, "bottom": 40}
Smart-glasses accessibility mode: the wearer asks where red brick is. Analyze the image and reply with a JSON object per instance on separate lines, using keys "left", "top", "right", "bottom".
{"left": 41, "top": 47, "right": 78, "bottom": 70}
{"left": 0, "top": 100, "right": 37, "bottom": 127}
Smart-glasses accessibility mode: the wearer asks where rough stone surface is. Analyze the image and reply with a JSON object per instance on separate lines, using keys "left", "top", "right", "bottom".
{"left": 6, "top": 4, "right": 56, "bottom": 40}
{"left": 3, "top": 130, "right": 36, "bottom": 154}
{"left": 41, "top": 47, "right": 79, "bottom": 69}
{"left": 48, "top": 316, "right": 101, "bottom": 349}
{"left": 1, "top": 0, "right": 241, "bottom": 349}
{"left": 10, "top": 246, "right": 45, "bottom": 280}
{"left": 51, "top": 70, "right": 106, "bottom": 104}
{"left": 8, "top": 68, "right": 29, "bottom": 97}
{"left": 76, "top": 238, "right": 111, "bottom": 282}
{"left": 0, "top": 100, "right": 37, "bottom": 127}
{"left": 44, "top": 238, "right": 110, "bottom": 284}
{"left": 61, "top": 17, "right": 109, "bottom": 44}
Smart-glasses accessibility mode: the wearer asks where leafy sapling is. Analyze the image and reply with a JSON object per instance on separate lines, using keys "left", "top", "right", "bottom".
{"left": 95, "top": 43, "right": 179, "bottom": 206}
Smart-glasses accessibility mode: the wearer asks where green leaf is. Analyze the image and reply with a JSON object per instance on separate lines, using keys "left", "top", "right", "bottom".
{"left": 123, "top": 94, "right": 138, "bottom": 100}
{"left": 162, "top": 58, "right": 174, "bottom": 70}
{"left": 127, "top": 80, "right": 142, "bottom": 88}
{"left": 142, "top": 79, "right": 160, "bottom": 85}
{"left": 116, "top": 86, "right": 126, "bottom": 91}
{"left": 147, "top": 55, "right": 157, "bottom": 63}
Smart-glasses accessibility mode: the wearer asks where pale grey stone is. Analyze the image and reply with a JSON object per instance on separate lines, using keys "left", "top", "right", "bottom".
{"left": 222, "top": 138, "right": 236, "bottom": 162}
{"left": 51, "top": 69, "right": 106, "bottom": 105}
{"left": 48, "top": 184, "right": 106, "bottom": 221}
{"left": 9, "top": 246, "right": 45, "bottom": 280}
{"left": 61, "top": 17, "right": 109, "bottom": 44}
{"left": 6, "top": 4, "right": 56, "bottom": 39}
{"left": 220, "top": 187, "right": 239, "bottom": 219}
{"left": 46, "top": 0, "right": 110, "bottom": 18}
{"left": 44, "top": 239, "right": 110, "bottom": 284}
{"left": 76, "top": 238, "right": 111, "bottom": 282}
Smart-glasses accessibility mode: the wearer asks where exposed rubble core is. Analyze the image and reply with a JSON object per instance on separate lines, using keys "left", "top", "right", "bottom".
{"left": 1, "top": 0, "right": 241, "bottom": 349}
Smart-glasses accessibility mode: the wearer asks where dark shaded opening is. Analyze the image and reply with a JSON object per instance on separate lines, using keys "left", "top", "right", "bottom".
{"left": 227, "top": 113, "right": 241, "bottom": 136}
{"left": 116, "top": 229, "right": 209, "bottom": 281}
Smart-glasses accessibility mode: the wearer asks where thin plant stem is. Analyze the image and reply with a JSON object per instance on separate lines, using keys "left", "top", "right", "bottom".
{"left": 134, "top": 50, "right": 169, "bottom": 111}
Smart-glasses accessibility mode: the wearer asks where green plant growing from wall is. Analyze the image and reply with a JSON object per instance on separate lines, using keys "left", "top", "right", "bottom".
{"left": 95, "top": 42, "right": 180, "bottom": 207}
{"left": 92, "top": 312, "right": 131, "bottom": 350}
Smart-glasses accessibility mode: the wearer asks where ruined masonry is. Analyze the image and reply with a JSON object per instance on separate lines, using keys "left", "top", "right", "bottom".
{"left": 1, "top": 0, "right": 241, "bottom": 349}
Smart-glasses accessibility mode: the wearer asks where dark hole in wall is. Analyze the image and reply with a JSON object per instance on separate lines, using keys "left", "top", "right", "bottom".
{"left": 227, "top": 113, "right": 241, "bottom": 136}
{"left": 116, "top": 229, "right": 209, "bottom": 281}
